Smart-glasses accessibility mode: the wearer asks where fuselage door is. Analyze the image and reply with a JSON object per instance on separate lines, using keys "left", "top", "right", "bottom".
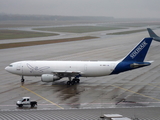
{"left": 16, "top": 63, "right": 22, "bottom": 74}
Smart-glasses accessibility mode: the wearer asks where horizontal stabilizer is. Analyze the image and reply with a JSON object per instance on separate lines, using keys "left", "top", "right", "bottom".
{"left": 130, "top": 62, "right": 151, "bottom": 68}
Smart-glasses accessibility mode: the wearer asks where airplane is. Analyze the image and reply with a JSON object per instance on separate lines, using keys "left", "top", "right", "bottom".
{"left": 5, "top": 37, "right": 153, "bottom": 85}
{"left": 147, "top": 28, "right": 160, "bottom": 42}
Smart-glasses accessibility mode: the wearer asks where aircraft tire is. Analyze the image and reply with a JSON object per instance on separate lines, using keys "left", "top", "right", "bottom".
{"left": 67, "top": 81, "right": 72, "bottom": 85}
{"left": 73, "top": 79, "right": 80, "bottom": 83}
{"left": 71, "top": 81, "right": 75, "bottom": 85}
{"left": 76, "top": 79, "right": 80, "bottom": 83}
{"left": 21, "top": 77, "right": 24, "bottom": 82}
{"left": 21, "top": 79, "right": 24, "bottom": 82}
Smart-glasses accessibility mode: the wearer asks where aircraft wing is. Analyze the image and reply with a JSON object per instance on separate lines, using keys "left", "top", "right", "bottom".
{"left": 147, "top": 28, "right": 160, "bottom": 42}
{"left": 52, "top": 70, "right": 82, "bottom": 77}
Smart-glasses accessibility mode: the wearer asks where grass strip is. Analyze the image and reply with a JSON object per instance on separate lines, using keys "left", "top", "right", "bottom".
{"left": 0, "top": 36, "right": 98, "bottom": 49}
{"left": 0, "top": 30, "right": 59, "bottom": 40}
{"left": 34, "top": 26, "right": 124, "bottom": 33}
{"left": 107, "top": 29, "right": 146, "bottom": 35}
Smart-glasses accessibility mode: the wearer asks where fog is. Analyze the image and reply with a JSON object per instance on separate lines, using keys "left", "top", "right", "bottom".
{"left": 0, "top": 0, "right": 160, "bottom": 18}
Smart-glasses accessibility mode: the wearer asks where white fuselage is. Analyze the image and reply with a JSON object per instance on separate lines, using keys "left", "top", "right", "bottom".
{"left": 5, "top": 61, "right": 119, "bottom": 77}
{"left": 5, "top": 38, "right": 153, "bottom": 84}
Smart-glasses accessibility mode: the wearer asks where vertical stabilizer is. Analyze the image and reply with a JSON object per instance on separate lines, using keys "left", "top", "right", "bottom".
{"left": 111, "top": 37, "right": 153, "bottom": 74}
{"left": 122, "top": 37, "right": 153, "bottom": 62}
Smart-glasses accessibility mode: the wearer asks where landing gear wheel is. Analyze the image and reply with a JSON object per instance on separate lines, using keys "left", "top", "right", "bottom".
{"left": 73, "top": 79, "right": 80, "bottom": 84}
{"left": 21, "top": 76, "right": 24, "bottom": 82}
{"left": 67, "top": 81, "right": 72, "bottom": 85}
{"left": 21, "top": 79, "right": 24, "bottom": 82}
{"left": 67, "top": 78, "right": 80, "bottom": 85}
{"left": 76, "top": 79, "right": 80, "bottom": 83}
{"left": 71, "top": 80, "right": 75, "bottom": 85}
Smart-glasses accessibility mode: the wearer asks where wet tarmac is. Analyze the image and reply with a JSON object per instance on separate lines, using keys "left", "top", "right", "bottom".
{"left": 1, "top": 25, "right": 160, "bottom": 119}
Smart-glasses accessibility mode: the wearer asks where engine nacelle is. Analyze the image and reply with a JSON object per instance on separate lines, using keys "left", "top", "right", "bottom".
{"left": 41, "top": 74, "right": 61, "bottom": 82}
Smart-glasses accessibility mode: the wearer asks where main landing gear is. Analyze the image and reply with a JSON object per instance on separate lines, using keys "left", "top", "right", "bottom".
{"left": 67, "top": 77, "right": 80, "bottom": 85}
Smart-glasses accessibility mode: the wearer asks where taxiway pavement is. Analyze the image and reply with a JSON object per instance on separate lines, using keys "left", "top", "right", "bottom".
{"left": 1, "top": 26, "right": 160, "bottom": 119}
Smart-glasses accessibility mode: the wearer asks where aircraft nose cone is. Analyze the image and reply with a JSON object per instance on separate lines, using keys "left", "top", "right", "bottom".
{"left": 5, "top": 66, "right": 10, "bottom": 72}
{"left": 5, "top": 66, "right": 8, "bottom": 71}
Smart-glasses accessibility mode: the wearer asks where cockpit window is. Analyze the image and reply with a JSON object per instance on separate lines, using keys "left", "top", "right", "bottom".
{"left": 9, "top": 65, "right": 13, "bottom": 67}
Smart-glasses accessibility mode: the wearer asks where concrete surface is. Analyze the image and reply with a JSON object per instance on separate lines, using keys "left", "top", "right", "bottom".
{"left": 1, "top": 24, "right": 160, "bottom": 119}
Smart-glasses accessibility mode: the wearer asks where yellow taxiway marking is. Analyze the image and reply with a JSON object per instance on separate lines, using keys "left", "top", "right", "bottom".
{"left": 21, "top": 86, "right": 64, "bottom": 109}
{"left": 111, "top": 85, "right": 160, "bottom": 102}
{"left": 148, "top": 83, "right": 160, "bottom": 88}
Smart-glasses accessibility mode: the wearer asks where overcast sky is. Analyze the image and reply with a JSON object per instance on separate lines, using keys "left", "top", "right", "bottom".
{"left": 0, "top": 0, "right": 160, "bottom": 18}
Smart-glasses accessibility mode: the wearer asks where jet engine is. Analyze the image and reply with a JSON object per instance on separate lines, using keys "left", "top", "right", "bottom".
{"left": 41, "top": 74, "right": 61, "bottom": 82}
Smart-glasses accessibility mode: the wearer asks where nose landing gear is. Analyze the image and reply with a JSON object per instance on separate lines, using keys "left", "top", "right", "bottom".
{"left": 21, "top": 76, "right": 24, "bottom": 82}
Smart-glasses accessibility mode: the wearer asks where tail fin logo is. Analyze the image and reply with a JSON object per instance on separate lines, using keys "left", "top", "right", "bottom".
{"left": 130, "top": 41, "right": 148, "bottom": 59}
